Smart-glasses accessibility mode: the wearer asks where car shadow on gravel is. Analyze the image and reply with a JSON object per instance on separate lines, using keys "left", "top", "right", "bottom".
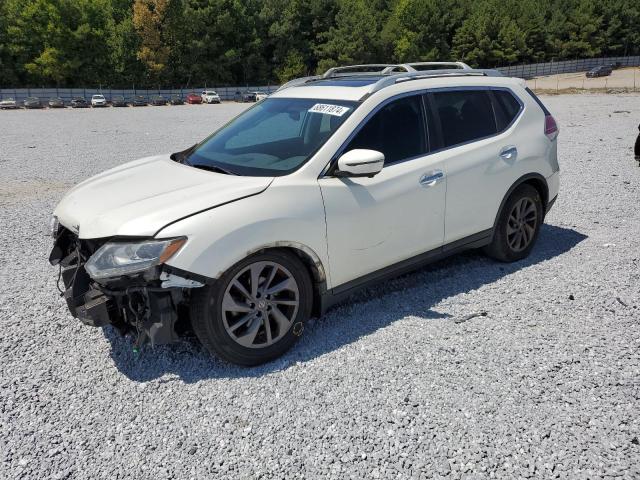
{"left": 104, "top": 224, "right": 587, "bottom": 382}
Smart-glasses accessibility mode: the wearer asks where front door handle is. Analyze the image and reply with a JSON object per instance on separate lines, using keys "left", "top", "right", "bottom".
{"left": 499, "top": 146, "right": 518, "bottom": 161}
{"left": 419, "top": 170, "right": 445, "bottom": 187}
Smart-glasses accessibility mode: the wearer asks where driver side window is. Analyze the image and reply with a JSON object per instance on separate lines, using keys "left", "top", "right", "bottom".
{"left": 345, "top": 95, "right": 427, "bottom": 165}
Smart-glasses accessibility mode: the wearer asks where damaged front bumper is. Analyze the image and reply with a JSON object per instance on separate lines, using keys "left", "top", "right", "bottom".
{"left": 49, "top": 227, "right": 208, "bottom": 347}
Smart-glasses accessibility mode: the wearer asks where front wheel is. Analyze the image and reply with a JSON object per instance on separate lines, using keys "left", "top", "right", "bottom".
{"left": 190, "top": 250, "right": 313, "bottom": 366}
{"left": 484, "top": 184, "right": 543, "bottom": 262}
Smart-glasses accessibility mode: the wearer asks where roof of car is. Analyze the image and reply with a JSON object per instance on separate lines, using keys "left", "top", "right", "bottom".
{"left": 271, "top": 62, "right": 519, "bottom": 102}
{"left": 272, "top": 74, "right": 521, "bottom": 102}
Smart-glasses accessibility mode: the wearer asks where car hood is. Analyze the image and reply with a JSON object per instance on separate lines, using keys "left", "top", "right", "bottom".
{"left": 54, "top": 155, "right": 274, "bottom": 239}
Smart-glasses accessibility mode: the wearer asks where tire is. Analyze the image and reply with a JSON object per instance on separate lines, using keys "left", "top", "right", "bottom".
{"left": 190, "top": 250, "right": 313, "bottom": 366}
{"left": 483, "top": 184, "right": 543, "bottom": 262}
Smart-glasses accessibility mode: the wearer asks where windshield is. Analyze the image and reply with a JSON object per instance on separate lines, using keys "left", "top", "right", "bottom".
{"left": 185, "top": 98, "right": 357, "bottom": 176}
{"left": 93, "top": 95, "right": 104, "bottom": 99}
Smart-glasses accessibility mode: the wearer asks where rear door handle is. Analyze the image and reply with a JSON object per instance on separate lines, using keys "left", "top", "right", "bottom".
{"left": 499, "top": 146, "right": 518, "bottom": 161}
{"left": 419, "top": 170, "right": 445, "bottom": 187}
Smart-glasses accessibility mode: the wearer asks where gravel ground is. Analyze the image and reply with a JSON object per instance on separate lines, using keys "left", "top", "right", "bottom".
{"left": 1, "top": 97, "right": 639, "bottom": 480}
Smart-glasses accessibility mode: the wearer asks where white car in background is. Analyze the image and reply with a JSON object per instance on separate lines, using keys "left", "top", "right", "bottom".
{"left": 201, "top": 91, "right": 221, "bottom": 104}
{"left": 91, "top": 94, "right": 107, "bottom": 107}
{"left": 49, "top": 61, "right": 559, "bottom": 366}
{"left": 0, "top": 97, "right": 19, "bottom": 109}
{"left": 255, "top": 91, "right": 268, "bottom": 101}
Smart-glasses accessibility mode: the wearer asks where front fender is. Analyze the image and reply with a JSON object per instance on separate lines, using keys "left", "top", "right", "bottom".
{"left": 156, "top": 179, "right": 332, "bottom": 287}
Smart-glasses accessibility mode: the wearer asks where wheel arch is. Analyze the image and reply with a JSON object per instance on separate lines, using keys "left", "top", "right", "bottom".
{"left": 492, "top": 173, "right": 549, "bottom": 232}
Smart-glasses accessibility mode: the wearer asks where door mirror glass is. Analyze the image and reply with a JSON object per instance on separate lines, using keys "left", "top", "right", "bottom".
{"left": 336, "top": 149, "right": 384, "bottom": 178}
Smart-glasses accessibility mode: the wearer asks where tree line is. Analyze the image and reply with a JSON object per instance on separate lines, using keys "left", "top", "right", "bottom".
{"left": 1, "top": 0, "right": 638, "bottom": 88}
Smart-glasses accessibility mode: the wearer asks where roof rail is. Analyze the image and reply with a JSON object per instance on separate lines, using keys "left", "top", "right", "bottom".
{"left": 275, "top": 61, "right": 503, "bottom": 94}
{"left": 367, "top": 69, "right": 504, "bottom": 95}
{"left": 321, "top": 62, "right": 472, "bottom": 78}
{"left": 322, "top": 64, "right": 410, "bottom": 78}
{"left": 404, "top": 61, "right": 471, "bottom": 71}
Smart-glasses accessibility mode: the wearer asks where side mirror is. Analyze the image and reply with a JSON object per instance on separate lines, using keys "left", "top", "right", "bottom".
{"left": 335, "top": 149, "right": 384, "bottom": 178}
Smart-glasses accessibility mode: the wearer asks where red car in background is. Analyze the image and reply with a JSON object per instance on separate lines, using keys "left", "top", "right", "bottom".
{"left": 186, "top": 93, "right": 202, "bottom": 104}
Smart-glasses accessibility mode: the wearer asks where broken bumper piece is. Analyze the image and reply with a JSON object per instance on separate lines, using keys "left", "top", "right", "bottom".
{"left": 50, "top": 229, "right": 206, "bottom": 347}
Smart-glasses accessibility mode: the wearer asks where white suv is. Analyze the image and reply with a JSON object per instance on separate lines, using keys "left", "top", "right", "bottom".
{"left": 50, "top": 62, "right": 559, "bottom": 365}
{"left": 90, "top": 94, "right": 107, "bottom": 107}
{"left": 201, "top": 90, "right": 221, "bottom": 104}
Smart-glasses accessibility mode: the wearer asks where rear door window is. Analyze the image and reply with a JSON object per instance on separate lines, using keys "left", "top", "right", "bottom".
{"left": 493, "top": 90, "right": 522, "bottom": 131}
{"left": 345, "top": 95, "right": 427, "bottom": 165}
{"left": 430, "top": 90, "right": 497, "bottom": 148}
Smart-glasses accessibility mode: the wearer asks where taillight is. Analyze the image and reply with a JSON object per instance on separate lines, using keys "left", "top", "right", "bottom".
{"left": 545, "top": 115, "right": 558, "bottom": 140}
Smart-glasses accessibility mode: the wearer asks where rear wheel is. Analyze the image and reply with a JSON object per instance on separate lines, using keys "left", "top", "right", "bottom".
{"left": 484, "top": 184, "right": 543, "bottom": 262}
{"left": 190, "top": 250, "right": 312, "bottom": 366}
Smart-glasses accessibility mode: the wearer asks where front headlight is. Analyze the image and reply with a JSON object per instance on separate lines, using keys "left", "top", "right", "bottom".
{"left": 85, "top": 237, "right": 186, "bottom": 280}
{"left": 50, "top": 215, "right": 59, "bottom": 238}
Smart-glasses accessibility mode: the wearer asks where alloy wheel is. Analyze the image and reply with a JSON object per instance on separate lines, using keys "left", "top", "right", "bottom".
{"left": 221, "top": 261, "right": 299, "bottom": 349}
{"left": 506, "top": 197, "right": 538, "bottom": 252}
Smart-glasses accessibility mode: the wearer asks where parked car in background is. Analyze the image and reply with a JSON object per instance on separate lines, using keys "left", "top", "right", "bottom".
{"left": 91, "top": 94, "right": 107, "bottom": 107}
{"left": 0, "top": 97, "right": 19, "bottom": 109}
{"left": 255, "top": 92, "right": 268, "bottom": 101}
{"left": 586, "top": 65, "right": 612, "bottom": 78}
{"left": 132, "top": 95, "right": 148, "bottom": 107}
{"left": 111, "top": 95, "right": 128, "bottom": 107}
{"left": 170, "top": 94, "right": 184, "bottom": 105}
{"left": 48, "top": 97, "right": 65, "bottom": 108}
{"left": 201, "top": 90, "right": 221, "bottom": 104}
{"left": 151, "top": 95, "right": 167, "bottom": 106}
{"left": 47, "top": 61, "right": 560, "bottom": 366}
{"left": 70, "top": 97, "right": 89, "bottom": 108}
{"left": 186, "top": 93, "right": 202, "bottom": 104}
{"left": 23, "top": 97, "right": 43, "bottom": 109}
{"left": 242, "top": 91, "right": 258, "bottom": 102}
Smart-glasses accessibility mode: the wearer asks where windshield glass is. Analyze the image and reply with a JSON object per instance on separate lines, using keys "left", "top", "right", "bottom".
{"left": 185, "top": 98, "right": 357, "bottom": 176}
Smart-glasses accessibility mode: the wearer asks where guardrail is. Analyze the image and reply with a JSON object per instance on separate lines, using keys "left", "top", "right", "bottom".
{"left": 496, "top": 56, "right": 640, "bottom": 79}
{"left": 0, "top": 86, "right": 279, "bottom": 102}
{"left": 2, "top": 56, "right": 640, "bottom": 101}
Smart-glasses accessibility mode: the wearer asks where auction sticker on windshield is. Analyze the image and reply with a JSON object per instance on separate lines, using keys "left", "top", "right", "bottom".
{"left": 308, "top": 103, "right": 351, "bottom": 117}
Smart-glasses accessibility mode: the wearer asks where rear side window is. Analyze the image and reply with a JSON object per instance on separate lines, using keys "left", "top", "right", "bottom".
{"left": 346, "top": 95, "right": 426, "bottom": 165}
{"left": 493, "top": 90, "right": 522, "bottom": 130}
{"left": 431, "top": 90, "right": 497, "bottom": 148}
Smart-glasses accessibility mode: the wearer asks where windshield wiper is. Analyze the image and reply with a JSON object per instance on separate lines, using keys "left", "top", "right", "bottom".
{"left": 189, "top": 163, "right": 239, "bottom": 176}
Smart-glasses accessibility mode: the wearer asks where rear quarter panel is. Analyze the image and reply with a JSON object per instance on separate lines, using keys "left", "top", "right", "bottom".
{"left": 490, "top": 84, "right": 558, "bottom": 217}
